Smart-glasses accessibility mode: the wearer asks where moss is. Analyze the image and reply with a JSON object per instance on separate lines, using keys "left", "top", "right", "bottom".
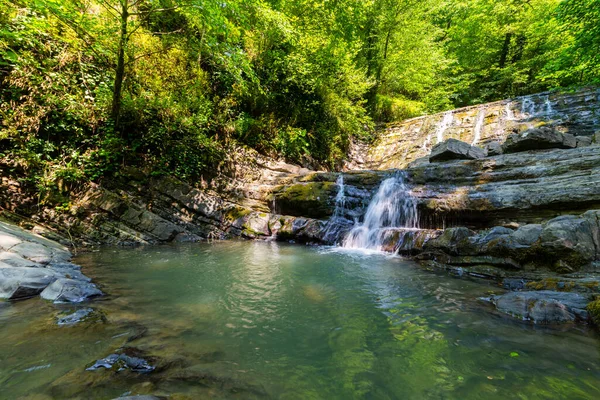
{"left": 587, "top": 298, "right": 600, "bottom": 326}
{"left": 274, "top": 182, "right": 336, "bottom": 219}
{"left": 525, "top": 278, "right": 575, "bottom": 292}
{"left": 223, "top": 206, "right": 252, "bottom": 222}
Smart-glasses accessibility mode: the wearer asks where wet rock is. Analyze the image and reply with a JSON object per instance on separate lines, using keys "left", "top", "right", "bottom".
{"left": 87, "top": 353, "right": 155, "bottom": 373}
{"left": 487, "top": 290, "right": 590, "bottom": 323}
{"left": 0, "top": 266, "right": 60, "bottom": 300}
{"left": 502, "top": 127, "right": 576, "bottom": 153}
{"left": 41, "top": 278, "right": 103, "bottom": 303}
{"left": 112, "top": 396, "right": 162, "bottom": 400}
{"left": 512, "top": 224, "right": 542, "bottom": 246}
{"left": 57, "top": 308, "right": 96, "bottom": 325}
{"left": 429, "top": 139, "right": 485, "bottom": 162}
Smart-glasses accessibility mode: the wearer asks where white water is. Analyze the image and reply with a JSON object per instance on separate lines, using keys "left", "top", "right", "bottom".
{"left": 471, "top": 109, "right": 486, "bottom": 145}
{"left": 343, "top": 173, "right": 418, "bottom": 250}
{"left": 436, "top": 112, "right": 453, "bottom": 144}
{"left": 544, "top": 96, "right": 554, "bottom": 115}
{"left": 505, "top": 102, "right": 515, "bottom": 121}
{"left": 332, "top": 174, "right": 346, "bottom": 218}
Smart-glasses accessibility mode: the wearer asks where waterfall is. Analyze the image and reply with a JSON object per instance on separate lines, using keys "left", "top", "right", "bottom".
{"left": 521, "top": 97, "right": 536, "bottom": 117}
{"left": 471, "top": 109, "right": 486, "bottom": 145}
{"left": 505, "top": 101, "right": 515, "bottom": 121}
{"left": 322, "top": 174, "right": 348, "bottom": 243}
{"left": 436, "top": 112, "right": 453, "bottom": 144}
{"left": 544, "top": 96, "right": 554, "bottom": 116}
{"left": 343, "top": 172, "right": 418, "bottom": 251}
{"left": 332, "top": 174, "right": 346, "bottom": 218}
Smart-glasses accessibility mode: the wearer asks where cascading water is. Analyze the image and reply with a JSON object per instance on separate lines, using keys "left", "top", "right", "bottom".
{"left": 436, "top": 112, "right": 453, "bottom": 144}
{"left": 343, "top": 172, "right": 418, "bottom": 251}
{"left": 471, "top": 109, "right": 486, "bottom": 145}
{"left": 322, "top": 174, "right": 349, "bottom": 243}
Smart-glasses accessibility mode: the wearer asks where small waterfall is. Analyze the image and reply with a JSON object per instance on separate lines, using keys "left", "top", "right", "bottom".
{"left": 544, "top": 96, "right": 553, "bottom": 116}
{"left": 505, "top": 101, "right": 515, "bottom": 121}
{"left": 471, "top": 109, "right": 486, "bottom": 145}
{"left": 436, "top": 112, "right": 453, "bottom": 144}
{"left": 521, "top": 97, "right": 536, "bottom": 117}
{"left": 322, "top": 174, "right": 348, "bottom": 243}
{"left": 332, "top": 174, "right": 346, "bottom": 218}
{"left": 343, "top": 172, "right": 418, "bottom": 251}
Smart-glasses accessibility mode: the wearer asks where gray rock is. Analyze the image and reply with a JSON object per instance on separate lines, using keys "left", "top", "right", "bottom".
{"left": 489, "top": 291, "right": 590, "bottom": 323}
{"left": 540, "top": 215, "right": 597, "bottom": 270}
{"left": 57, "top": 308, "right": 95, "bottom": 325}
{"left": 511, "top": 224, "right": 542, "bottom": 246}
{"left": 0, "top": 267, "right": 60, "bottom": 300}
{"left": 502, "top": 127, "right": 576, "bottom": 153}
{"left": 0, "top": 251, "right": 42, "bottom": 268}
{"left": 0, "top": 231, "right": 22, "bottom": 250}
{"left": 429, "top": 139, "right": 485, "bottom": 162}
{"left": 47, "top": 262, "right": 92, "bottom": 282}
{"left": 576, "top": 136, "right": 593, "bottom": 147}
{"left": 112, "top": 396, "right": 161, "bottom": 400}
{"left": 485, "top": 141, "right": 503, "bottom": 156}
{"left": 41, "top": 278, "right": 103, "bottom": 303}
{"left": 87, "top": 353, "right": 154, "bottom": 373}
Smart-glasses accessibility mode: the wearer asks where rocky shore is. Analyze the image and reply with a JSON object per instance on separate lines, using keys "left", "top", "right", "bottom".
{"left": 0, "top": 221, "right": 101, "bottom": 302}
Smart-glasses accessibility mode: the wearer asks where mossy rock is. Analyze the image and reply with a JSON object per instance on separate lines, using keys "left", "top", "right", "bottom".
{"left": 274, "top": 182, "right": 336, "bottom": 219}
{"left": 587, "top": 298, "right": 600, "bottom": 326}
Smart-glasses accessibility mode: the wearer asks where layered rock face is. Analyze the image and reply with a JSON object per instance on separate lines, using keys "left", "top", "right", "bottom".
{"left": 346, "top": 87, "right": 600, "bottom": 170}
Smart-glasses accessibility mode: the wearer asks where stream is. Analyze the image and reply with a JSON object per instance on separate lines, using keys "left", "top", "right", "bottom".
{"left": 1, "top": 241, "right": 600, "bottom": 399}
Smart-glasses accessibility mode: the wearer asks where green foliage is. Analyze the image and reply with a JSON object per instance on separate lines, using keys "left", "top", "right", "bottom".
{"left": 1, "top": 0, "right": 599, "bottom": 201}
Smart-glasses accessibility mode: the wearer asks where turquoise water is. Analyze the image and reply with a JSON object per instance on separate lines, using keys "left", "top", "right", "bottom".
{"left": 1, "top": 241, "right": 600, "bottom": 399}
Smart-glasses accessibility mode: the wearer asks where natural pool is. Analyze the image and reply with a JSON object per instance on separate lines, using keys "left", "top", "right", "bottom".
{"left": 1, "top": 241, "right": 600, "bottom": 399}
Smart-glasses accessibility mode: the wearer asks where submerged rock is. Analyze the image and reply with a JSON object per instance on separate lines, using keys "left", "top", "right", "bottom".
{"left": 87, "top": 353, "right": 155, "bottom": 373}
{"left": 41, "top": 278, "right": 103, "bottom": 303}
{"left": 487, "top": 290, "right": 590, "bottom": 323}
{"left": 57, "top": 308, "right": 106, "bottom": 326}
{"left": 429, "top": 139, "right": 485, "bottom": 162}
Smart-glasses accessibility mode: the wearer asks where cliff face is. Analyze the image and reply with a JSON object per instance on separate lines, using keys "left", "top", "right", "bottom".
{"left": 346, "top": 87, "right": 600, "bottom": 170}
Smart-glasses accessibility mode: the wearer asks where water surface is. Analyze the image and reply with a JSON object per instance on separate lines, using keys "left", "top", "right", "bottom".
{"left": 1, "top": 241, "right": 599, "bottom": 399}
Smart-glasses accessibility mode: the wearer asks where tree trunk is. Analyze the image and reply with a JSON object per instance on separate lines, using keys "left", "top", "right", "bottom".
{"left": 498, "top": 32, "right": 512, "bottom": 68}
{"left": 111, "top": 1, "right": 129, "bottom": 129}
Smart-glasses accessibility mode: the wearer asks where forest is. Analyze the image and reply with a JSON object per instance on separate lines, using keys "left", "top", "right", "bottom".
{"left": 1, "top": 0, "right": 599, "bottom": 188}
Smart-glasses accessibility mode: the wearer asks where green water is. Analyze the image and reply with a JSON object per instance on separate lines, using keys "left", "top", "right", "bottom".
{"left": 1, "top": 241, "right": 600, "bottom": 399}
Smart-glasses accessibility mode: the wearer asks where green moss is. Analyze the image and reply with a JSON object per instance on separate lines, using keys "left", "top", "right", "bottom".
{"left": 525, "top": 278, "right": 575, "bottom": 292}
{"left": 223, "top": 207, "right": 252, "bottom": 222}
{"left": 274, "top": 182, "right": 337, "bottom": 219}
{"left": 587, "top": 298, "right": 600, "bottom": 326}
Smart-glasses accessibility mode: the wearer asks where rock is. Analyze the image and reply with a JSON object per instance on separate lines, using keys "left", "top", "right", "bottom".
{"left": 47, "top": 262, "right": 92, "bottom": 282}
{"left": 10, "top": 241, "right": 70, "bottom": 264}
{"left": 576, "top": 136, "right": 593, "bottom": 147}
{"left": 112, "top": 396, "right": 162, "bottom": 400}
{"left": 511, "top": 224, "right": 542, "bottom": 246}
{"left": 0, "top": 251, "right": 42, "bottom": 268}
{"left": 539, "top": 215, "right": 597, "bottom": 270}
{"left": 488, "top": 291, "right": 590, "bottom": 323}
{"left": 0, "top": 267, "right": 60, "bottom": 300}
{"left": 87, "top": 353, "right": 155, "bottom": 373}
{"left": 57, "top": 308, "right": 103, "bottom": 325}
{"left": 485, "top": 142, "right": 503, "bottom": 156}
{"left": 429, "top": 139, "right": 485, "bottom": 162}
{"left": 0, "top": 231, "right": 22, "bottom": 250}
{"left": 502, "top": 127, "right": 576, "bottom": 153}
{"left": 41, "top": 278, "right": 103, "bottom": 303}
{"left": 240, "top": 213, "right": 271, "bottom": 237}
{"left": 423, "top": 227, "right": 476, "bottom": 255}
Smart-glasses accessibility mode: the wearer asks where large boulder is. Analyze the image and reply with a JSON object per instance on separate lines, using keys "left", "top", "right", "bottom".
{"left": 539, "top": 215, "right": 598, "bottom": 271}
{"left": 429, "top": 139, "right": 485, "bottom": 162}
{"left": 502, "top": 127, "right": 576, "bottom": 153}
{"left": 488, "top": 291, "right": 590, "bottom": 324}
{"left": 0, "top": 267, "right": 60, "bottom": 300}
